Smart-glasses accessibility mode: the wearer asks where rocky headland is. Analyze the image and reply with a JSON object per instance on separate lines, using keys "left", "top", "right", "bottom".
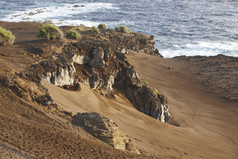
{"left": 0, "top": 22, "right": 238, "bottom": 159}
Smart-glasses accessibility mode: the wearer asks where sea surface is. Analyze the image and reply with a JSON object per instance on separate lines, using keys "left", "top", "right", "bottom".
{"left": 0, "top": 0, "right": 237, "bottom": 58}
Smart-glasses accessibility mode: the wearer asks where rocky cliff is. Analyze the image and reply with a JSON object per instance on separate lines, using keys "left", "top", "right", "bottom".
{"left": 13, "top": 28, "right": 170, "bottom": 123}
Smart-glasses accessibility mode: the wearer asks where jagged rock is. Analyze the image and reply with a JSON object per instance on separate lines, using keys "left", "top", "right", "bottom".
{"left": 154, "top": 48, "right": 164, "bottom": 58}
{"left": 72, "top": 54, "right": 91, "bottom": 65}
{"left": 115, "top": 82, "right": 170, "bottom": 123}
{"left": 44, "top": 65, "right": 76, "bottom": 86}
{"left": 22, "top": 17, "right": 30, "bottom": 20}
{"left": 106, "top": 75, "right": 115, "bottom": 91}
{"left": 72, "top": 112, "right": 139, "bottom": 154}
{"left": 19, "top": 29, "right": 171, "bottom": 123}
{"left": 89, "top": 47, "right": 105, "bottom": 68}
{"left": 121, "top": 48, "right": 128, "bottom": 54}
{"left": 28, "top": 12, "right": 35, "bottom": 16}
{"left": 104, "top": 32, "right": 156, "bottom": 55}
{"left": 36, "top": 9, "right": 44, "bottom": 14}
{"left": 73, "top": 5, "right": 84, "bottom": 8}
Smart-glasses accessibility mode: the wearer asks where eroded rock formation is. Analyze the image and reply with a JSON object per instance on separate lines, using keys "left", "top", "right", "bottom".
{"left": 73, "top": 112, "right": 140, "bottom": 154}
{"left": 17, "top": 30, "right": 170, "bottom": 123}
{"left": 0, "top": 28, "right": 171, "bottom": 155}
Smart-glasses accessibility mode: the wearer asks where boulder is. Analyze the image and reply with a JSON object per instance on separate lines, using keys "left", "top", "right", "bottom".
{"left": 73, "top": 5, "right": 84, "bottom": 8}
{"left": 28, "top": 12, "right": 35, "bottom": 16}
{"left": 72, "top": 112, "right": 140, "bottom": 154}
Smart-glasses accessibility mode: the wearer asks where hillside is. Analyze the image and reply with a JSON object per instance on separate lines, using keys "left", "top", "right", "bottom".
{"left": 0, "top": 22, "right": 238, "bottom": 159}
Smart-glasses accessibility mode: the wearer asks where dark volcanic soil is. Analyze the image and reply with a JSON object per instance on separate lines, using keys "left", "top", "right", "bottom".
{"left": 174, "top": 55, "right": 238, "bottom": 101}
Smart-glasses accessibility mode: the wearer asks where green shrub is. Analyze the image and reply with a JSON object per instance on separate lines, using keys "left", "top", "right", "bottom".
{"left": 142, "top": 81, "right": 148, "bottom": 86}
{"left": 115, "top": 27, "right": 121, "bottom": 32}
{"left": 76, "top": 27, "right": 82, "bottom": 32}
{"left": 65, "top": 30, "right": 80, "bottom": 39}
{"left": 115, "top": 25, "right": 130, "bottom": 33}
{"left": 0, "top": 26, "right": 15, "bottom": 46}
{"left": 120, "top": 25, "right": 131, "bottom": 33}
{"left": 92, "top": 26, "right": 99, "bottom": 34}
{"left": 98, "top": 24, "right": 107, "bottom": 30}
{"left": 36, "top": 24, "right": 63, "bottom": 40}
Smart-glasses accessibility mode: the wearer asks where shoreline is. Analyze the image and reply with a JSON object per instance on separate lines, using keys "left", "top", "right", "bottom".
{"left": 1, "top": 20, "right": 237, "bottom": 58}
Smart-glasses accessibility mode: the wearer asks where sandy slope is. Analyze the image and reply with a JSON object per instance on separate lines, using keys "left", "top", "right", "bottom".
{"left": 127, "top": 52, "right": 238, "bottom": 158}
{"left": 43, "top": 51, "right": 238, "bottom": 159}
{"left": 1, "top": 22, "right": 238, "bottom": 158}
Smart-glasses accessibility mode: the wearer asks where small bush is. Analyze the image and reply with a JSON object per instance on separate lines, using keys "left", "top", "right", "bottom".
{"left": 92, "top": 26, "right": 99, "bottom": 34}
{"left": 0, "top": 27, "right": 15, "bottom": 46}
{"left": 115, "top": 25, "right": 130, "bottom": 33}
{"left": 76, "top": 27, "right": 82, "bottom": 32}
{"left": 65, "top": 30, "right": 80, "bottom": 39}
{"left": 142, "top": 81, "right": 148, "bottom": 86}
{"left": 115, "top": 27, "right": 121, "bottom": 32}
{"left": 98, "top": 24, "right": 107, "bottom": 30}
{"left": 36, "top": 24, "right": 63, "bottom": 40}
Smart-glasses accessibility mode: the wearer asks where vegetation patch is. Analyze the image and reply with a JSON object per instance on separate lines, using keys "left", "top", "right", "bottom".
{"left": 142, "top": 81, "right": 148, "bottom": 86}
{"left": 115, "top": 25, "right": 131, "bottom": 33}
{"left": 65, "top": 30, "right": 80, "bottom": 39}
{"left": 76, "top": 27, "right": 83, "bottom": 32}
{"left": 0, "top": 26, "right": 15, "bottom": 46}
{"left": 153, "top": 89, "right": 160, "bottom": 96}
{"left": 92, "top": 26, "right": 100, "bottom": 34}
{"left": 36, "top": 24, "right": 63, "bottom": 40}
{"left": 98, "top": 24, "right": 107, "bottom": 30}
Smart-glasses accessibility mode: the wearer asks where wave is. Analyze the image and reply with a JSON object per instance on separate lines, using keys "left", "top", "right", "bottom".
{"left": 161, "top": 41, "right": 238, "bottom": 58}
{"left": 0, "top": 2, "right": 118, "bottom": 27}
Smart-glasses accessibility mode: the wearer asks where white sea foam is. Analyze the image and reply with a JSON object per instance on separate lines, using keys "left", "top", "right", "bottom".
{"left": 161, "top": 41, "right": 238, "bottom": 58}
{"left": 0, "top": 3, "right": 118, "bottom": 27}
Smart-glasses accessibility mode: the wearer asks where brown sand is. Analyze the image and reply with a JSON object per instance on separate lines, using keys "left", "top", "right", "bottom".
{"left": 42, "top": 52, "right": 238, "bottom": 158}
{"left": 127, "top": 52, "right": 238, "bottom": 158}
{"left": 1, "top": 22, "right": 238, "bottom": 158}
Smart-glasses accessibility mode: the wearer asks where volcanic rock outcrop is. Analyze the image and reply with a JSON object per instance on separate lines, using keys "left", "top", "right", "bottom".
{"left": 73, "top": 112, "right": 140, "bottom": 154}
{"left": 17, "top": 29, "right": 170, "bottom": 123}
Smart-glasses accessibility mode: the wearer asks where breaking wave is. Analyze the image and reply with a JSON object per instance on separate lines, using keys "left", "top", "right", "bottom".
{"left": 161, "top": 41, "right": 238, "bottom": 58}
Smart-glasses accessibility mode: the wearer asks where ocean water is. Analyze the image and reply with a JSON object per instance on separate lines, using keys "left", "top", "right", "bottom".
{"left": 0, "top": 0, "right": 237, "bottom": 58}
